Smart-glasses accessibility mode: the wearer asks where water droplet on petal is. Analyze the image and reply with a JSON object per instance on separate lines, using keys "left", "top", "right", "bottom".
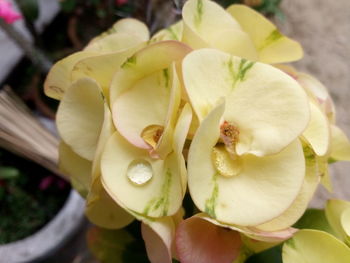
{"left": 127, "top": 159, "right": 153, "bottom": 185}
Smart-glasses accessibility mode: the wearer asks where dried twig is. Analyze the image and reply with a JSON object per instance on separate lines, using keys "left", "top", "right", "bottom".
{"left": 0, "top": 86, "right": 67, "bottom": 180}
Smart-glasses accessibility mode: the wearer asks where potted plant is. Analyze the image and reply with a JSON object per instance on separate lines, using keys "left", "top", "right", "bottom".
{"left": 0, "top": 87, "right": 85, "bottom": 263}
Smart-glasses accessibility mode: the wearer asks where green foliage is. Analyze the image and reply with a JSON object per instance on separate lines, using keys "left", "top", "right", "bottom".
{"left": 87, "top": 221, "right": 151, "bottom": 263}
{"left": 60, "top": 0, "right": 77, "bottom": 13}
{"left": 246, "top": 245, "right": 283, "bottom": 263}
{"left": 294, "top": 208, "right": 336, "bottom": 235}
{"left": 0, "top": 167, "right": 20, "bottom": 180}
{"left": 16, "top": 0, "right": 39, "bottom": 22}
{"left": 0, "top": 149, "right": 69, "bottom": 244}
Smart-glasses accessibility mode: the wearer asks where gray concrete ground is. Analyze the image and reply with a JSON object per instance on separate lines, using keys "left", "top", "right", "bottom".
{"left": 277, "top": 0, "right": 350, "bottom": 207}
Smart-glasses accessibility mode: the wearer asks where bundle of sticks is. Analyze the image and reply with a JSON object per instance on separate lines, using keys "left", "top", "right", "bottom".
{"left": 0, "top": 86, "right": 66, "bottom": 180}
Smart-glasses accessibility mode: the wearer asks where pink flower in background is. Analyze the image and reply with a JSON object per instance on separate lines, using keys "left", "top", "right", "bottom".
{"left": 0, "top": 0, "right": 22, "bottom": 24}
{"left": 115, "top": 0, "right": 128, "bottom": 6}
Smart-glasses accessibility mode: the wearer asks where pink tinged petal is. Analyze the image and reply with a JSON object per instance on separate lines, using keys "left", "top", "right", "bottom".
{"left": 176, "top": 217, "right": 242, "bottom": 263}
{"left": 198, "top": 214, "right": 297, "bottom": 243}
{"left": 141, "top": 217, "right": 175, "bottom": 263}
{"left": 111, "top": 41, "right": 191, "bottom": 149}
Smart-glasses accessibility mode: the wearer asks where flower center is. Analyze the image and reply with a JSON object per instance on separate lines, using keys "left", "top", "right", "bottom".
{"left": 141, "top": 125, "right": 164, "bottom": 149}
{"left": 212, "top": 145, "right": 242, "bottom": 177}
{"left": 212, "top": 121, "right": 242, "bottom": 177}
{"left": 220, "top": 121, "right": 239, "bottom": 156}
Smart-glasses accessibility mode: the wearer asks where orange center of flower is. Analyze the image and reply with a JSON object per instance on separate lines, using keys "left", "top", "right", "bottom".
{"left": 153, "top": 128, "right": 164, "bottom": 144}
{"left": 220, "top": 121, "right": 239, "bottom": 148}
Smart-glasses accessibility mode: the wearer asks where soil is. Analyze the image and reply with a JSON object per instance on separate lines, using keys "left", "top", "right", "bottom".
{"left": 276, "top": 0, "right": 350, "bottom": 207}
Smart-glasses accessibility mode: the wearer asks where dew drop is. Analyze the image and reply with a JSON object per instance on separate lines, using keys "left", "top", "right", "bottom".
{"left": 127, "top": 159, "right": 153, "bottom": 185}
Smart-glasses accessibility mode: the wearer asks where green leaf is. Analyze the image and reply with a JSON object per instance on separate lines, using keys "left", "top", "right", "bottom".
{"left": 60, "top": 0, "right": 77, "bottom": 13}
{"left": 293, "top": 209, "right": 335, "bottom": 235}
{"left": 0, "top": 167, "right": 20, "bottom": 180}
{"left": 16, "top": 0, "right": 39, "bottom": 22}
{"left": 246, "top": 245, "right": 283, "bottom": 263}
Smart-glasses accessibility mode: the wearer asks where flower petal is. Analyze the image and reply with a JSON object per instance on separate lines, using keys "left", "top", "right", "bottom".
{"left": 84, "top": 32, "right": 144, "bottom": 53}
{"left": 302, "top": 102, "right": 330, "bottom": 156}
{"left": 256, "top": 143, "right": 320, "bottom": 231}
{"left": 141, "top": 217, "right": 175, "bottom": 263}
{"left": 341, "top": 208, "right": 350, "bottom": 244}
{"left": 151, "top": 21, "right": 183, "bottom": 42}
{"left": 58, "top": 141, "right": 92, "bottom": 198}
{"left": 56, "top": 78, "right": 105, "bottom": 160}
{"left": 282, "top": 229, "right": 350, "bottom": 263}
{"left": 44, "top": 51, "right": 98, "bottom": 100}
{"left": 183, "top": 48, "right": 310, "bottom": 156}
{"left": 110, "top": 41, "right": 191, "bottom": 149}
{"left": 101, "top": 132, "right": 183, "bottom": 217}
{"left": 85, "top": 18, "right": 149, "bottom": 50}
{"left": 110, "top": 40, "right": 191, "bottom": 104}
{"left": 176, "top": 216, "right": 242, "bottom": 263}
{"left": 85, "top": 102, "right": 134, "bottom": 229}
{"left": 113, "top": 64, "right": 178, "bottom": 150}
{"left": 86, "top": 179, "right": 135, "bottom": 229}
{"left": 188, "top": 103, "right": 306, "bottom": 226}
{"left": 197, "top": 213, "right": 297, "bottom": 243}
{"left": 182, "top": 0, "right": 257, "bottom": 60}
{"left": 112, "top": 18, "right": 150, "bottom": 42}
{"left": 325, "top": 199, "right": 350, "bottom": 241}
{"left": 330, "top": 125, "right": 350, "bottom": 161}
{"left": 227, "top": 4, "right": 303, "bottom": 63}
{"left": 72, "top": 39, "right": 145, "bottom": 97}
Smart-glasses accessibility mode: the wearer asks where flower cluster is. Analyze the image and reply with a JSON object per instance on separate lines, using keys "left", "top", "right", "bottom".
{"left": 45, "top": 0, "right": 350, "bottom": 262}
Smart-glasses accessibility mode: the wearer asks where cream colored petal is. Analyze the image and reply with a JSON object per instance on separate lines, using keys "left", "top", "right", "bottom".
{"left": 330, "top": 125, "right": 350, "bottom": 161}
{"left": 110, "top": 41, "right": 191, "bottom": 149}
{"left": 182, "top": 0, "right": 257, "bottom": 60}
{"left": 112, "top": 18, "right": 149, "bottom": 42}
{"left": 101, "top": 132, "right": 183, "bottom": 218}
{"left": 72, "top": 40, "right": 145, "bottom": 97}
{"left": 44, "top": 51, "right": 98, "bottom": 100}
{"left": 172, "top": 103, "right": 193, "bottom": 195}
{"left": 58, "top": 141, "right": 92, "bottom": 198}
{"left": 317, "top": 155, "right": 332, "bottom": 192}
{"left": 113, "top": 70, "right": 172, "bottom": 149}
{"left": 227, "top": 4, "right": 303, "bottom": 63}
{"left": 85, "top": 100, "right": 135, "bottom": 229}
{"left": 56, "top": 78, "right": 104, "bottom": 161}
{"left": 341, "top": 208, "right": 350, "bottom": 246}
{"left": 155, "top": 64, "right": 182, "bottom": 158}
{"left": 86, "top": 178, "right": 134, "bottom": 229}
{"left": 282, "top": 229, "right": 350, "bottom": 263}
{"left": 85, "top": 18, "right": 149, "bottom": 50}
{"left": 151, "top": 21, "right": 183, "bottom": 42}
{"left": 141, "top": 217, "right": 175, "bottom": 263}
{"left": 84, "top": 33, "right": 144, "bottom": 53}
{"left": 302, "top": 102, "right": 330, "bottom": 156}
{"left": 297, "top": 72, "right": 336, "bottom": 122}
{"left": 256, "top": 143, "right": 320, "bottom": 231}
{"left": 188, "top": 103, "right": 306, "bottom": 226}
{"left": 325, "top": 199, "right": 350, "bottom": 241}
{"left": 110, "top": 41, "right": 191, "bottom": 105}
{"left": 183, "top": 49, "right": 310, "bottom": 156}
